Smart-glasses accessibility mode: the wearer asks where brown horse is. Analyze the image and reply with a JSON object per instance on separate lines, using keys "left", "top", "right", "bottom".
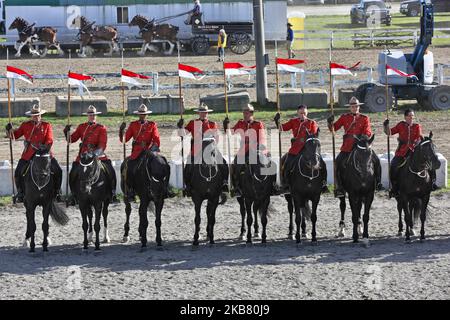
{"left": 8, "top": 17, "right": 64, "bottom": 58}
{"left": 129, "top": 15, "right": 178, "bottom": 56}
{"left": 72, "top": 16, "right": 119, "bottom": 57}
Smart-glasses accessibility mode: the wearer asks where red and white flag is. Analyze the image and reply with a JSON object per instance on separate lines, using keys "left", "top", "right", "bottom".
{"left": 330, "top": 61, "right": 361, "bottom": 76}
{"left": 276, "top": 58, "right": 305, "bottom": 73}
{"left": 224, "top": 62, "right": 256, "bottom": 76}
{"left": 6, "top": 66, "right": 33, "bottom": 84}
{"left": 121, "top": 68, "right": 151, "bottom": 87}
{"left": 68, "top": 72, "right": 95, "bottom": 95}
{"left": 386, "top": 65, "right": 417, "bottom": 79}
{"left": 178, "top": 63, "right": 205, "bottom": 80}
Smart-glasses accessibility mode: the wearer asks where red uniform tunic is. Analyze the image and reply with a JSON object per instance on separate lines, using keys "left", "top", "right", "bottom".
{"left": 231, "top": 119, "right": 266, "bottom": 156}
{"left": 333, "top": 113, "right": 372, "bottom": 152}
{"left": 185, "top": 119, "right": 219, "bottom": 156}
{"left": 281, "top": 118, "right": 318, "bottom": 155}
{"left": 13, "top": 121, "right": 53, "bottom": 160}
{"left": 390, "top": 121, "right": 423, "bottom": 157}
{"left": 70, "top": 122, "right": 108, "bottom": 162}
{"left": 120, "top": 120, "right": 160, "bottom": 160}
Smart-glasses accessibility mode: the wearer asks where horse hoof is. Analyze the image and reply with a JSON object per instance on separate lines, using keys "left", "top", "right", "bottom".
{"left": 156, "top": 245, "right": 164, "bottom": 251}
{"left": 411, "top": 229, "right": 417, "bottom": 236}
{"left": 361, "top": 238, "right": 370, "bottom": 248}
{"left": 245, "top": 242, "right": 253, "bottom": 247}
{"left": 337, "top": 231, "right": 346, "bottom": 238}
{"left": 22, "top": 239, "right": 30, "bottom": 248}
{"left": 43, "top": 247, "right": 49, "bottom": 252}
{"left": 357, "top": 226, "right": 363, "bottom": 237}
{"left": 122, "top": 236, "right": 130, "bottom": 243}
{"left": 29, "top": 248, "right": 35, "bottom": 253}
{"left": 311, "top": 240, "right": 318, "bottom": 246}
{"left": 289, "top": 234, "right": 296, "bottom": 241}
{"left": 420, "top": 237, "right": 425, "bottom": 243}
{"left": 254, "top": 233, "right": 261, "bottom": 240}
{"left": 302, "top": 233, "right": 308, "bottom": 239}
{"left": 397, "top": 231, "right": 403, "bottom": 237}
{"left": 94, "top": 248, "right": 101, "bottom": 253}
{"left": 208, "top": 242, "right": 215, "bottom": 248}
{"left": 239, "top": 234, "right": 246, "bottom": 241}
{"left": 103, "top": 238, "right": 111, "bottom": 244}
{"left": 405, "top": 239, "right": 411, "bottom": 244}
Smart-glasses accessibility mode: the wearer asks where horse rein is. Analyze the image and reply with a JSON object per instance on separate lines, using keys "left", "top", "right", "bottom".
{"left": 408, "top": 139, "right": 433, "bottom": 179}
{"left": 297, "top": 138, "right": 321, "bottom": 181}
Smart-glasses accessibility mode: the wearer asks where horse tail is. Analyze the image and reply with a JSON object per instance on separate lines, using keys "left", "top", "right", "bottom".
{"left": 50, "top": 201, "right": 70, "bottom": 226}
{"left": 411, "top": 198, "right": 422, "bottom": 224}
{"left": 302, "top": 201, "right": 312, "bottom": 222}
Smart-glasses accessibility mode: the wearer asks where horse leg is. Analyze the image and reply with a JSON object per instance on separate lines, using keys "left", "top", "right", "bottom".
{"left": 206, "top": 199, "right": 219, "bottom": 245}
{"left": 138, "top": 42, "right": 146, "bottom": 56}
{"left": 55, "top": 42, "right": 64, "bottom": 56}
{"left": 420, "top": 194, "right": 430, "bottom": 241}
{"left": 311, "top": 196, "right": 320, "bottom": 243}
{"left": 338, "top": 197, "right": 346, "bottom": 237}
{"left": 193, "top": 198, "right": 202, "bottom": 246}
{"left": 81, "top": 206, "right": 89, "bottom": 250}
{"left": 349, "top": 196, "right": 360, "bottom": 243}
{"left": 139, "top": 198, "right": 149, "bottom": 248}
{"left": 237, "top": 197, "right": 246, "bottom": 240}
{"left": 401, "top": 195, "right": 412, "bottom": 242}
{"left": 362, "top": 193, "right": 374, "bottom": 247}
{"left": 78, "top": 45, "right": 87, "bottom": 58}
{"left": 357, "top": 198, "right": 363, "bottom": 237}
{"left": 154, "top": 199, "right": 164, "bottom": 247}
{"left": 245, "top": 198, "right": 253, "bottom": 244}
{"left": 40, "top": 45, "right": 48, "bottom": 58}
{"left": 102, "top": 200, "right": 110, "bottom": 243}
{"left": 286, "top": 195, "right": 295, "bottom": 240}
{"left": 88, "top": 207, "right": 94, "bottom": 243}
{"left": 42, "top": 203, "right": 51, "bottom": 252}
{"left": 396, "top": 197, "right": 403, "bottom": 236}
{"left": 15, "top": 41, "right": 26, "bottom": 57}
{"left": 253, "top": 203, "right": 260, "bottom": 239}
{"left": 26, "top": 204, "right": 37, "bottom": 252}
{"left": 104, "top": 42, "right": 113, "bottom": 56}
{"left": 94, "top": 203, "right": 102, "bottom": 250}
{"left": 292, "top": 196, "right": 303, "bottom": 245}
{"left": 164, "top": 41, "right": 175, "bottom": 55}
{"left": 260, "top": 198, "right": 270, "bottom": 244}
{"left": 301, "top": 206, "right": 307, "bottom": 239}
{"left": 123, "top": 194, "right": 132, "bottom": 242}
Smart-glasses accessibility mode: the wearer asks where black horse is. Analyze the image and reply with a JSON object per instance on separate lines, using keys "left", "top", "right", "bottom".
{"left": 396, "top": 132, "right": 440, "bottom": 242}
{"left": 285, "top": 134, "right": 327, "bottom": 244}
{"left": 337, "top": 134, "right": 378, "bottom": 246}
{"left": 23, "top": 148, "right": 69, "bottom": 252}
{"left": 189, "top": 137, "right": 228, "bottom": 246}
{"left": 237, "top": 148, "right": 277, "bottom": 244}
{"left": 121, "top": 151, "right": 171, "bottom": 248}
{"left": 71, "top": 152, "right": 112, "bottom": 250}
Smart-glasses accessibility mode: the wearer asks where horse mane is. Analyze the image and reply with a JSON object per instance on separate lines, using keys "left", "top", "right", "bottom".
{"left": 14, "top": 17, "right": 28, "bottom": 26}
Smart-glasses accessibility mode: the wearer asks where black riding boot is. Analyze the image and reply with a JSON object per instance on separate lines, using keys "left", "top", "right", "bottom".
{"left": 430, "top": 169, "right": 439, "bottom": 191}
{"left": 231, "top": 163, "right": 242, "bottom": 197}
{"left": 280, "top": 154, "right": 293, "bottom": 194}
{"left": 373, "top": 151, "right": 384, "bottom": 191}
{"left": 51, "top": 158, "right": 63, "bottom": 202}
{"left": 14, "top": 159, "right": 28, "bottom": 203}
{"left": 68, "top": 162, "right": 79, "bottom": 206}
{"left": 334, "top": 153, "right": 347, "bottom": 198}
{"left": 103, "top": 159, "right": 119, "bottom": 203}
{"left": 219, "top": 160, "right": 230, "bottom": 193}
{"left": 123, "top": 158, "right": 137, "bottom": 202}
{"left": 320, "top": 157, "right": 329, "bottom": 193}
{"left": 184, "top": 163, "right": 193, "bottom": 197}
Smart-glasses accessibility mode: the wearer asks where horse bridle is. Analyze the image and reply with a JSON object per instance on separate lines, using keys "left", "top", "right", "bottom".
{"left": 408, "top": 139, "right": 433, "bottom": 179}
{"left": 80, "top": 157, "right": 101, "bottom": 188}
{"left": 297, "top": 137, "right": 321, "bottom": 181}
{"left": 30, "top": 153, "right": 51, "bottom": 191}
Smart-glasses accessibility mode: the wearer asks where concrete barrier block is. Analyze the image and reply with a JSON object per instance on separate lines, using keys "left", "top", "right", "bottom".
{"left": 200, "top": 90, "right": 250, "bottom": 112}
{"left": 279, "top": 88, "right": 328, "bottom": 109}
{"left": 338, "top": 88, "right": 356, "bottom": 107}
{"left": 0, "top": 98, "right": 40, "bottom": 118}
{"left": 56, "top": 96, "right": 108, "bottom": 116}
{"left": 127, "top": 95, "right": 183, "bottom": 114}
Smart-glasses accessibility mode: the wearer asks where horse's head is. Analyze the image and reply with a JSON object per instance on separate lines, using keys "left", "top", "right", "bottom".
{"left": 9, "top": 17, "right": 26, "bottom": 31}
{"left": 352, "top": 134, "right": 375, "bottom": 173}
{"left": 201, "top": 136, "right": 219, "bottom": 164}
{"left": 414, "top": 132, "right": 441, "bottom": 170}
{"left": 129, "top": 15, "right": 149, "bottom": 28}
{"left": 144, "top": 151, "right": 169, "bottom": 198}
{"left": 302, "top": 132, "right": 322, "bottom": 170}
{"left": 32, "top": 146, "right": 51, "bottom": 171}
{"left": 79, "top": 152, "right": 101, "bottom": 193}
{"left": 73, "top": 16, "right": 89, "bottom": 29}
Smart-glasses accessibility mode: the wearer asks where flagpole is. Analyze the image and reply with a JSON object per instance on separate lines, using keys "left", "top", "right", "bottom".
{"left": 385, "top": 48, "right": 391, "bottom": 192}
{"left": 178, "top": 46, "right": 185, "bottom": 196}
{"left": 121, "top": 48, "right": 126, "bottom": 161}
{"left": 223, "top": 60, "right": 232, "bottom": 195}
{"left": 329, "top": 40, "right": 337, "bottom": 195}
{"left": 275, "top": 40, "right": 282, "bottom": 182}
{"left": 6, "top": 48, "right": 16, "bottom": 202}
{"left": 66, "top": 49, "right": 72, "bottom": 207}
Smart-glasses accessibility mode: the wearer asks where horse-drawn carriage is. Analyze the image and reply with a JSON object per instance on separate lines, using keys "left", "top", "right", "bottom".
{"left": 183, "top": 13, "right": 253, "bottom": 55}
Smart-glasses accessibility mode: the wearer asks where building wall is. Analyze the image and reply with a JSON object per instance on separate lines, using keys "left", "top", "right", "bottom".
{"left": 5, "top": 1, "right": 287, "bottom": 40}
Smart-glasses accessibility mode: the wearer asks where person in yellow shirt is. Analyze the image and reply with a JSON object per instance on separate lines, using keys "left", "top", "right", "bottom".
{"left": 217, "top": 28, "right": 227, "bottom": 62}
